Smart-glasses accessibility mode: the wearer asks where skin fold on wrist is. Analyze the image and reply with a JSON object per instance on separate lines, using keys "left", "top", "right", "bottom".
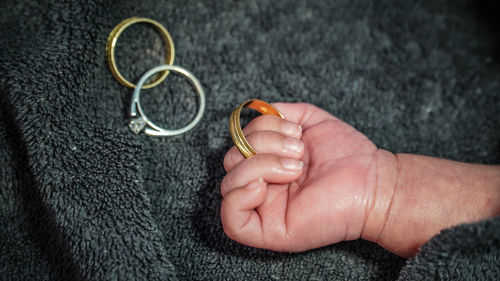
{"left": 362, "top": 151, "right": 500, "bottom": 257}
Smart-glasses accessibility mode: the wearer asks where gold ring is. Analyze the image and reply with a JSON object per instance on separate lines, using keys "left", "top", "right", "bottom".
{"left": 229, "top": 99, "right": 284, "bottom": 158}
{"left": 105, "top": 17, "right": 175, "bottom": 89}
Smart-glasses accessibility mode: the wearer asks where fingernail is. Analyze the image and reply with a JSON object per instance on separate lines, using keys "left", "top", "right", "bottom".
{"left": 283, "top": 137, "right": 304, "bottom": 154}
{"left": 281, "top": 121, "right": 302, "bottom": 137}
{"left": 245, "top": 178, "right": 264, "bottom": 190}
{"left": 280, "top": 158, "right": 304, "bottom": 170}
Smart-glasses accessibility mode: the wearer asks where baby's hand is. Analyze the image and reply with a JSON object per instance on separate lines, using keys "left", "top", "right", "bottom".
{"left": 221, "top": 102, "right": 378, "bottom": 252}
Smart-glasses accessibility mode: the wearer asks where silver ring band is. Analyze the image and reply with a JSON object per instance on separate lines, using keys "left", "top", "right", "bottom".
{"left": 129, "top": 65, "right": 206, "bottom": 136}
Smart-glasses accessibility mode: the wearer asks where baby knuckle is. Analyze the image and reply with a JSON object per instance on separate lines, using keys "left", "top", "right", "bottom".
{"left": 223, "top": 148, "right": 238, "bottom": 171}
{"left": 253, "top": 153, "right": 278, "bottom": 168}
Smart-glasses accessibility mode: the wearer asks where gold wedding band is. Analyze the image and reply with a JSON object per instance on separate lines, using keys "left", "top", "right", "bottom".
{"left": 229, "top": 99, "right": 284, "bottom": 158}
{"left": 106, "top": 17, "right": 175, "bottom": 89}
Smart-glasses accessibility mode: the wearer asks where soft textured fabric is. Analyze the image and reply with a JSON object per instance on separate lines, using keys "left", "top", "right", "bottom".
{"left": 1, "top": 0, "right": 499, "bottom": 280}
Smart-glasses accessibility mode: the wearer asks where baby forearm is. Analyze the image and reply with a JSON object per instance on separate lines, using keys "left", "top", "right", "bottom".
{"left": 362, "top": 150, "right": 500, "bottom": 257}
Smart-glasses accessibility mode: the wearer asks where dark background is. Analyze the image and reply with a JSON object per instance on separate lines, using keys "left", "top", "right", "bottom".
{"left": 1, "top": 0, "right": 499, "bottom": 280}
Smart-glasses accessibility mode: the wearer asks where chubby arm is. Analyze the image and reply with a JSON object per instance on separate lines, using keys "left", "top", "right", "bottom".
{"left": 362, "top": 151, "right": 500, "bottom": 257}
{"left": 221, "top": 102, "right": 500, "bottom": 257}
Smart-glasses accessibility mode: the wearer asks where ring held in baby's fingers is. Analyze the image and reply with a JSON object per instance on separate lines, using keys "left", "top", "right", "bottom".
{"left": 129, "top": 65, "right": 205, "bottom": 136}
{"left": 229, "top": 99, "right": 284, "bottom": 158}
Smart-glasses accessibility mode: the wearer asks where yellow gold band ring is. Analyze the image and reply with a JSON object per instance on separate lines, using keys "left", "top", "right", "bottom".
{"left": 106, "top": 17, "right": 175, "bottom": 89}
{"left": 229, "top": 99, "right": 285, "bottom": 158}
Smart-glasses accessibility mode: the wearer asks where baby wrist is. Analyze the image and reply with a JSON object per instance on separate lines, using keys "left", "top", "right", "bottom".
{"left": 361, "top": 149, "right": 398, "bottom": 245}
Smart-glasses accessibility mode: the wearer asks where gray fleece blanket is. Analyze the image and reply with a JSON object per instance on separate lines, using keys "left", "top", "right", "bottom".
{"left": 0, "top": 0, "right": 499, "bottom": 280}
